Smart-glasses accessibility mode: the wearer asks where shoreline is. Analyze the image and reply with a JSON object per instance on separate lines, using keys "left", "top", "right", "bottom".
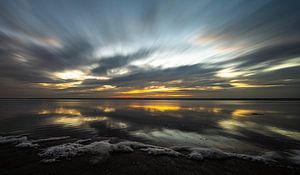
{"left": 1, "top": 145, "right": 299, "bottom": 175}
{"left": 1, "top": 98, "right": 300, "bottom": 101}
{"left": 1, "top": 135, "right": 299, "bottom": 175}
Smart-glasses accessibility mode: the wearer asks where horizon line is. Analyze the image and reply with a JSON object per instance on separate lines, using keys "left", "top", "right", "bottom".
{"left": 0, "top": 97, "right": 300, "bottom": 101}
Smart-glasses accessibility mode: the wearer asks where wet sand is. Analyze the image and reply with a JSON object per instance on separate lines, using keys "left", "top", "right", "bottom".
{"left": 1, "top": 144, "right": 299, "bottom": 175}
{"left": 1, "top": 100, "right": 300, "bottom": 175}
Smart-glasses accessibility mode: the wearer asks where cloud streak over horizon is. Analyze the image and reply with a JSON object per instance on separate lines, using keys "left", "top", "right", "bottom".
{"left": 1, "top": 0, "right": 300, "bottom": 98}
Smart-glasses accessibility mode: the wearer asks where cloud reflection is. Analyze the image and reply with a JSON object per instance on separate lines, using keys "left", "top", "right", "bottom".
{"left": 129, "top": 104, "right": 181, "bottom": 112}
{"left": 231, "top": 109, "right": 261, "bottom": 118}
{"left": 54, "top": 116, "right": 108, "bottom": 127}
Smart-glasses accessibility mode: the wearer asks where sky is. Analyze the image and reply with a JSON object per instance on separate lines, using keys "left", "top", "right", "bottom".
{"left": 0, "top": 0, "right": 300, "bottom": 98}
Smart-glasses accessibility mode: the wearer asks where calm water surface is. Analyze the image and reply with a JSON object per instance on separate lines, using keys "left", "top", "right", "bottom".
{"left": 0, "top": 99, "right": 299, "bottom": 154}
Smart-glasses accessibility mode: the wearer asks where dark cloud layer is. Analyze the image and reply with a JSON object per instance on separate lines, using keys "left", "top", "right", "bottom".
{"left": 0, "top": 0, "right": 300, "bottom": 98}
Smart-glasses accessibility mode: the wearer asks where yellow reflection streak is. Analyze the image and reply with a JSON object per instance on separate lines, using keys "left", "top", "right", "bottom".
{"left": 54, "top": 116, "right": 108, "bottom": 126}
{"left": 97, "top": 106, "right": 116, "bottom": 112}
{"left": 218, "top": 119, "right": 256, "bottom": 130}
{"left": 212, "top": 108, "right": 222, "bottom": 113}
{"left": 231, "top": 109, "right": 259, "bottom": 118}
{"left": 129, "top": 104, "right": 181, "bottom": 112}
{"left": 38, "top": 107, "right": 81, "bottom": 116}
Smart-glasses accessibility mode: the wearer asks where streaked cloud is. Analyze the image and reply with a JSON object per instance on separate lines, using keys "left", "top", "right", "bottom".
{"left": 0, "top": 0, "right": 300, "bottom": 98}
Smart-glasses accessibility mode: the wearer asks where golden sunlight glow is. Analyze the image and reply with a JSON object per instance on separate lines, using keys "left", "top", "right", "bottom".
{"left": 53, "top": 116, "right": 108, "bottom": 126}
{"left": 55, "top": 108, "right": 81, "bottom": 115}
{"left": 230, "top": 82, "right": 260, "bottom": 88}
{"left": 121, "top": 85, "right": 224, "bottom": 97}
{"left": 85, "top": 75, "right": 110, "bottom": 80}
{"left": 38, "top": 110, "right": 51, "bottom": 115}
{"left": 212, "top": 107, "right": 222, "bottom": 113}
{"left": 129, "top": 104, "right": 181, "bottom": 112}
{"left": 97, "top": 106, "right": 116, "bottom": 112}
{"left": 38, "top": 107, "right": 81, "bottom": 115}
{"left": 218, "top": 119, "right": 256, "bottom": 130}
{"left": 94, "top": 85, "right": 116, "bottom": 91}
{"left": 231, "top": 109, "right": 259, "bottom": 118}
{"left": 54, "top": 70, "right": 85, "bottom": 80}
{"left": 77, "top": 85, "right": 116, "bottom": 93}
{"left": 53, "top": 70, "right": 110, "bottom": 81}
{"left": 38, "top": 81, "right": 82, "bottom": 89}
{"left": 123, "top": 86, "right": 180, "bottom": 94}
{"left": 145, "top": 94, "right": 191, "bottom": 97}
{"left": 216, "top": 68, "right": 246, "bottom": 78}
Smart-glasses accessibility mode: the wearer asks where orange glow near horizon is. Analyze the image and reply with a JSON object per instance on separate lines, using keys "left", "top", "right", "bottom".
{"left": 129, "top": 104, "right": 181, "bottom": 112}
{"left": 119, "top": 85, "right": 224, "bottom": 98}
{"left": 122, "top": 86, "right": 180, "bottom": 94}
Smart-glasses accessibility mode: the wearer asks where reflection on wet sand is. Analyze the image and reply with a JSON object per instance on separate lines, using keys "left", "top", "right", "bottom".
{"left": 231, "top": 109, "right": 262, "bottom": 118}
{"left": 129, "top": 103, "right": 224, "bottom": 114}
{"left": 54, "top": 116, "right": 108, "bottom": 126}
{"left": 131, "top": 128, "right": 206, "bottom": 146}
{"left": 186, "top": 107, "right": 223, "bottom": 114}
{"left": 218, "top": 119, "right": 249, "bottom": 130}
{"left": 266, "top": 126, "right": 300, "bottom": 141}
{"left": 97, "top": 106, "right": 116, "bottom": 113}
{"left": 38, "top": 107, "right": 128, "bottom": 129}
{"left": 129, "top": 104, "right": 181, "bottom": 112}
{"left": 38, "top": 107, "right": 81, "bottom": 116}
{"left": 105, "top": 121, "right": 129, "bottom": 129}
{"left": 219, "top": 119, "right": 300, "bottom": 141}
{"left": 34, "top": 100, "right": 300, "bottom": 152}
{"left": 130, "top": 128, "right": 257, "bottom": 150}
